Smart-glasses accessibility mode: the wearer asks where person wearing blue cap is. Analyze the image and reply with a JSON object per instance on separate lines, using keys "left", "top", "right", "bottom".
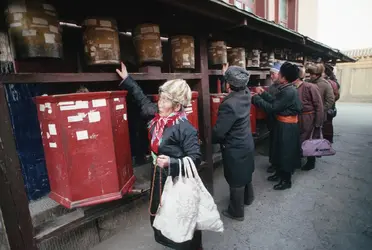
{"left": 265, "top": 61, "right": 282, "bottom": 174}
{"left": 212, "top": 63, "right": 255, "bottom": 221}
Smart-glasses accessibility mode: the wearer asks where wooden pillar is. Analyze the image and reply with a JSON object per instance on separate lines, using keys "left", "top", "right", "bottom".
{"left": 0, "top": 83, "right": 37, "bottom": 250}
{"left": 196, "top": 37, "right": 214, "bottom": 195}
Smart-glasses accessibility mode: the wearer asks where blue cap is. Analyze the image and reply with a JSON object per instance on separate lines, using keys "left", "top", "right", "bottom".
{"left": 270, "top": 62, "right": 282, "bottom": 73}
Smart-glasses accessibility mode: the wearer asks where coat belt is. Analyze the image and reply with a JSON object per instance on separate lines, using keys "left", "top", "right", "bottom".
{"left": 276, "top": 115, "right": 298, "bottom": 123}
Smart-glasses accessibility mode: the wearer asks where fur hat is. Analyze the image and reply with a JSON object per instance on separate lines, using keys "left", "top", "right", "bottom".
{"left": 306, "top": 63, "right": 325, "bottom": 75}
{"left": 224, "top": 66, "right": 250, "bottom": 88}
{"left": 280, "top": 62, "right": 299, "bottom": 83}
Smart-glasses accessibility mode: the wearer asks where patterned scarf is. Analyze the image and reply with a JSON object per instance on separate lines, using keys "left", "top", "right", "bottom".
{"left": 148, "top": 111, "right": 187, "bottom": 155}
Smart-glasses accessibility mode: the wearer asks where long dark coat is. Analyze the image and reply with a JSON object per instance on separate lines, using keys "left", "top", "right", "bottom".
{"left": 212, "top": 88, "right": 255, "bottom": 188}
{"left": 252, "top": 83, "right": 302, "bottom": 173}
{"left": 119, "top": 76, "right": 202, "bottom": 250}
{"left": 297, "top": 81, "right": 324, "bottom": 144}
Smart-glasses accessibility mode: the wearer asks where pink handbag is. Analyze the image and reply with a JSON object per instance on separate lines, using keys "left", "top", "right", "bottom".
{"left": 302, "top": 128, "right": 336, "bottom": 157}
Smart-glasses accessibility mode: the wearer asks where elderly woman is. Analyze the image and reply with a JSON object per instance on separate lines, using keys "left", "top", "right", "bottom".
{"left": 116, "top": 63, "right": 202, "bottom": 250}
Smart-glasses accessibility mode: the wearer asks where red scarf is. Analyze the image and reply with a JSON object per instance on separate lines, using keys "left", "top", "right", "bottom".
{"left": 148, "top": 112, "right": 187, "bottom": 154}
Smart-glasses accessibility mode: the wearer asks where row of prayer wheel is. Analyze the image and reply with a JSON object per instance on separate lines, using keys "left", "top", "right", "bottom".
{"left": 3, "top": 1, "right": 275, "bottom": 69}
{"left": 208, "top": 41, "right": 276, "bottom": 68}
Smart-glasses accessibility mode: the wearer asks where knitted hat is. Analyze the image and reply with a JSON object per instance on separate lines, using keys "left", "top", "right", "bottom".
{"left": 224, "top": 66, "right": 250, "bottom": 88}
{"left": 280, "top": 62, "right": 299, "bottom": 83}
{"left": 270, "top": 62, "right": 282, "bottom": 73}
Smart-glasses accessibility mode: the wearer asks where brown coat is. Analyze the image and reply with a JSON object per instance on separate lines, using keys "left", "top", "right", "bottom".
{"left": 310, "top": 76, "right": 335, "bottom": 112}
{"left": 297, "top": 81, "right": 324, "bottom": 144}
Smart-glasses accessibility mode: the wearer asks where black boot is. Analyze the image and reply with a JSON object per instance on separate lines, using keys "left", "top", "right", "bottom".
{"left": 222, "top": 186, "right": 244, "bottom": 221}
{"left": 273, "top": 171, "right": 292, "bottom": 190}
{"left": 267, "top": 172, "right": 280, "bottom": 182}
{"left": 302, "top": 156, "right": 316, "bottom": 171}
{"left": 244, "top": 182, "right": 254, "bottom": 206}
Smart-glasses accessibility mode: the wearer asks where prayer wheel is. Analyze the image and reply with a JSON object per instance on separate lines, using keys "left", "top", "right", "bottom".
{"left": 170, "top": 35, "right": 195, "bottom": 69}
{"left": 227, "top": 47, "right": 246, "bottom": 68}
{"left": 133, "top": 23, "right": 163, "bottom": 65}
{"left": 208, "top": 41, "right": 227, "bottom": 65}
{"left": 82, "top": 18, "right": 120, "bottom": 65}
{"left": 5, "top": 1, "right": 62, "bottom": 59}
{"left": 251, "top": 49, "right": 260, "bottom": 68}
{"left": 260, "top": 52, "right": 268, "bottom": 67}
{"left": 268, "top": 52, "right": 275, "bottom": 67}
{"left": 0, "top": 32, "right": 14, "bottom": 73}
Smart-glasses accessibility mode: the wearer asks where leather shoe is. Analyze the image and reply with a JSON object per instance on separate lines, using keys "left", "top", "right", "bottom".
{"left": 273, "top": 180, "right": 292, "bottom": 190}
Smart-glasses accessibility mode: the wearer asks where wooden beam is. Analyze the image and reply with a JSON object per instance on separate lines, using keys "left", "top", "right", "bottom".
{"left": 196, "top": 37, "right": 214, "bottom": 195}
{"left": 0, "top": 83, "right": 37, "bottom": 250}
{"left": 1, "top": 73, "right": 203, "bottom": 84}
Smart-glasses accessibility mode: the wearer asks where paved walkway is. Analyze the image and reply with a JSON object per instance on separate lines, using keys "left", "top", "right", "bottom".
{"left": 92, "top": 103, "right": 372, "bottom": 250}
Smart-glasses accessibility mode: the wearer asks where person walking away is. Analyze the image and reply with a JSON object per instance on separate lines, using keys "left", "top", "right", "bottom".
{"left": 266, "top": 62, "right": 282, "bottom": 173}
{"left": 294, "top": 67, "right": 324, "bottom": 171}
{"left": 212, "top": 64, "right": 255, "bottom": 221}
{"left": 323, "top": 64, "right": 340, "bottom": 143}
{"left": 252, "top": 62, "right": 302, "bottom": 190}
{"left": 306, "top": 63, "right": 335, "bottom": 167}
{"left": 116, "top": 63, "right": 203, "bottom": 250}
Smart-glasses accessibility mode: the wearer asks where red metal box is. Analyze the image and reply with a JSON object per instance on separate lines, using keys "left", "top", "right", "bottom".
{"left": 35, "top": 91, "right": 135, "bottom": 209}
{"left": 148, "top": 91, "right": 199, "bottom": 130}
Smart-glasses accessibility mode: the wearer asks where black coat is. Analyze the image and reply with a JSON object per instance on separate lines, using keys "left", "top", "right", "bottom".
{"left": 212, "top": 88, "right": 255, "bottom": 187}
{"left": 252, "top": 83, "right": 302, "bottom": 173}
{"left": 119, "top": 76, "right": 202, "bottom": 249}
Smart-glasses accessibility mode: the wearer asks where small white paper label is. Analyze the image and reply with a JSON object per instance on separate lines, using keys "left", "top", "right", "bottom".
{"left": 32, "top": 17, "right": 48, "bottom": 25}
{"left": 10, "top": 22, "right": 22, "bottom": 27}
{"left": 48, "top": 124, "right": 57, "bottom": 135}
{"left": 114, "top": 98, "right": 120, "bottom": 102}
{"left": 22, "top": 30, "right": 36, "bottom": 36}
{"left": 123, "top": 114, "right": 127, "bottom": 120}
{"left": 212, "top": 98, "right": 220, "bottom": 103}
{"left": 13, "top": 13, "right": 23, "bottom": 21}
{"left": 76, "top": 130, "right": 89, "bottom": 140}
{"left": 39, "top": 104, "right": 45, "bottom": 112}
{"left": 88, "top": 111, "right": 101, "bottom": 123}
{"left": 68, "top": 115, "right": 83, "bottom": 122}
{"left": 92, "top": 99, "right": 106, "bottom": 107}
{"left": 116, "top": 104, "right": 124, "bottom": 110}
{"left": 44, "top": 33, "right": 55, "bottom": 44}
{"left": 49, "top": 25, "right": 58, "bottom": 33}
{"left": 99, "top": 20, "right": 112, "bottom": 27}
{"left": 49, "top": 142, "right": 57, "bottom": 148}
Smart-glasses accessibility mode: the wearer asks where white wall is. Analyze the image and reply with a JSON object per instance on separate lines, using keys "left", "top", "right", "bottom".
{"left": 297, "top": 0, "right": 319, "bottom": 39}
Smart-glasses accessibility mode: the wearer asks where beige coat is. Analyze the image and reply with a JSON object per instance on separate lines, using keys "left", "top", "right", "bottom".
{"left": 310, "top": 77, "right": 335, "bottom": 112}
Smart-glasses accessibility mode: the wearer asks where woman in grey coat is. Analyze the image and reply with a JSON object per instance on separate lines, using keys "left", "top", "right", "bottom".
{"left": 212, "top": 65, "right": 255, "bottom": 221}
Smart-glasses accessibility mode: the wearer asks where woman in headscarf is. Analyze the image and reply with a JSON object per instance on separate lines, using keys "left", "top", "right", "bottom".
{"left": 252, "top": 62, "right": 302, "bottom": 190}
{"left": 116, "top": 63, "right": 203, "bottom": 250}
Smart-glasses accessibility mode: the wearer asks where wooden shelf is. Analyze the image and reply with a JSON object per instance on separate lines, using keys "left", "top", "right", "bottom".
{"left": 208, "top": 69, "right": 269, "bottom": 79}
{"left": 0, "top": 72, "right": 203, "bottom": 84}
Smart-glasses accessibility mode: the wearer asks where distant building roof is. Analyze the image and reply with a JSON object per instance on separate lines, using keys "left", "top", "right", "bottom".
{"left": 342, "top": 48, "right": 372, "bottom": 59}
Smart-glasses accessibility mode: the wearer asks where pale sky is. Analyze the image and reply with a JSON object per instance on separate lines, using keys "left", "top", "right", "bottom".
{"left": 318, "top": 0, "right": 372, "bottom": 51}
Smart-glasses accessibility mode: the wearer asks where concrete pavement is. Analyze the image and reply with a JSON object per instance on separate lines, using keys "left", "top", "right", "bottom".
{"left": 92, "top": 103, "right": 372, "bottom": 250}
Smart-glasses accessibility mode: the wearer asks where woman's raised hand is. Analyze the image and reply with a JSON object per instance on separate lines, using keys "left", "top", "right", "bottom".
{"left": 116, "top": 62, "right": 129, "bottom": 80}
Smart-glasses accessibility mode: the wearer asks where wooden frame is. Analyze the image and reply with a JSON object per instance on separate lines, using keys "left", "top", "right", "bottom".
{"left": 0, "top": 0, "right": 355, "bottom": 249}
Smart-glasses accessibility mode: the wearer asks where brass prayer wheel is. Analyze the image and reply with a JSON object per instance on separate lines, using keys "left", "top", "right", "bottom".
{"left": 170, "top": 35, "right": 195, "bottom": 69}
{"left": 133, "top": 23, "right": 163, "bottom": 65}
{"left": 208, "top": 41, "right": 227, "bottom": 65}
{"left": 251, "top": 49, "right": 260, "bottom": 68}
{"left": 5, "top": 1, "right": 63, "bottom": 59}
{"left": 82, "top": 18, "right": 120, "bottom": 65}
{"left": 227, "top": 47, "right": 246, "bottom": 68}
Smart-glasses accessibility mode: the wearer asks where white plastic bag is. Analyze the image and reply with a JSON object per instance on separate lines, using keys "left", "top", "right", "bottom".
{"left": 153, "top": 159, "right": 200, "bottom": 243}
{"left": 184, "top": 157, "right": 224, "bottom": 232}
